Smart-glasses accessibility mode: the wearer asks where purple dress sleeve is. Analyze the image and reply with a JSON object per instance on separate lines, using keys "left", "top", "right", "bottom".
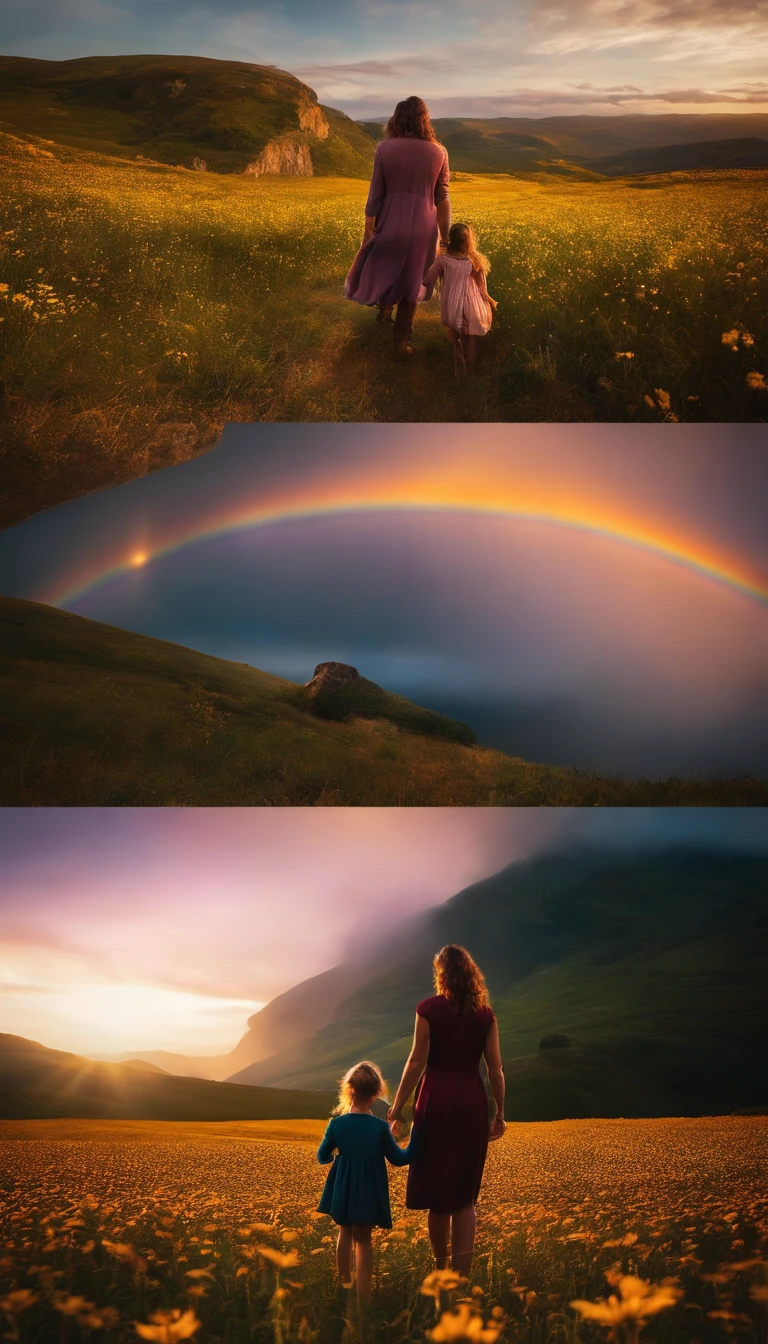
{"left": 434, "top": 148, "right": 450, "bottom": 204}
{"left": 365, "top": 144, "right": 386, "bottom": 218}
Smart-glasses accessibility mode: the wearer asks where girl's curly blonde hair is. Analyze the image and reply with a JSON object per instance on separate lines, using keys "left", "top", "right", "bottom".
{"left": 334, "top": 1060, "right": 388, "bottom": 1115}
{"left": 434, "top": 944, "right": 491, "bottom": 1016}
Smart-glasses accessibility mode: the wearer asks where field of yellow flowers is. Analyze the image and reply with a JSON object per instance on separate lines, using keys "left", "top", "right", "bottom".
{"left": 1, "top": 131, "right": 767, "bottom": 523}
{"left": 1, "top": 1116, "right": 766, "bottom": 1344}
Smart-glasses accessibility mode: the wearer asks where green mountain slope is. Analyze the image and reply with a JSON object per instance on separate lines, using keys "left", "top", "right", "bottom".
{"left": 0, "top": 1034, "right": 335, "bottom": 1120}
{"left": 0, "top": 54, "right": 375, "bottom": 176}
{"left": 4, "top": 597, "right": 759, "bottom": 806}
{"left": 231, "top": 848, "right": 768, "bottom": 1117}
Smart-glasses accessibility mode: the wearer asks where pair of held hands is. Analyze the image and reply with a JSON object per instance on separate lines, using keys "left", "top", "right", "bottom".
{"left": 388, "top": 1109, "right": 506, "bottom": 1141}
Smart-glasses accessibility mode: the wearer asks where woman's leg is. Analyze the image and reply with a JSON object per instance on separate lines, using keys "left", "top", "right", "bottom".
{"left": 450, "top": 1205, "right": 477, "bottom": 1276}
{"left": 351, "top": 1225, "right": 373, "bottom": 1301}
{"left": 393, "top": 300, "right": 417, "bottom": 359}
{"left": 465, "top": 335, "right": 477, "bottom": 368}
{"left": 377, "top": 303, "right": 394, "bottom": 324}
{"left": 427, "top": 1212, "right": 451, "bottom": 1268}
{"left": 336, "top": 1225, "right": 353, "bottom": 1286}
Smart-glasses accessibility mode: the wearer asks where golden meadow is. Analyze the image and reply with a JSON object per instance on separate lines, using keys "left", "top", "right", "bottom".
{"left": 1, "top": 131, "right": 767, "bottom": 523}
{"left": 1, "top": 1117, "right": 766, "bottom": 1344}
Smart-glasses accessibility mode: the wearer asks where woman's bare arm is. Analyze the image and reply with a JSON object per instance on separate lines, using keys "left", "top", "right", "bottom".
{"left": 362, "top": 215, "right": 377, "bottom": 245}
{"left": 484, "top": 1019, "right": 506, "bottom": 1139}
{"left": 437, "top": 197, "right": 452, "bottom": 247}
{"left": 388, "top": 1014, "right": 430, "bottom": 1131}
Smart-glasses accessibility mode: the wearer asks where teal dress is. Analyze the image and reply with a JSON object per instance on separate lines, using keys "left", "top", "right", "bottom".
{"left": 317, "top": 1113, "right": 414, "bottom": 1228}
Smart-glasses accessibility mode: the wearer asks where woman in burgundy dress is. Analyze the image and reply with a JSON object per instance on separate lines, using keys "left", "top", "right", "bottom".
{"left": 344, "top": 96, "right": 452, "bottom": 361}
{"left": 388, "top": 945, "right": 505, "bottom": 1275}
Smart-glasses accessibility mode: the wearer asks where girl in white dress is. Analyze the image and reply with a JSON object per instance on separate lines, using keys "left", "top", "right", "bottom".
{"left": 423, "top": 222, "right": 497, "bottom": 373}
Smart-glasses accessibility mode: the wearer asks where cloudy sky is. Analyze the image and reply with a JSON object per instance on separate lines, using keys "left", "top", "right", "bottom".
{"left": 2, "top": 423, "right": 767, "bottom": 778}
{"left": 3, "top": 0, "right": 768, "bottom": 117}
{"left": 1, "top": 807, "right": 766, "bottom": 1057}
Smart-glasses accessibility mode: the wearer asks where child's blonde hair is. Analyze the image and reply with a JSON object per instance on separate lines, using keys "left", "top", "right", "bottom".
{"left": 447, "top": 222, "right": 490, "bottom": 275}
{"left": 334, "top": 1060, "right": 387, "bottom": 1114}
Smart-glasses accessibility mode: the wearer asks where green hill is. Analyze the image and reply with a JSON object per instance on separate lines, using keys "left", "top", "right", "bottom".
{"left": 0, "top": 54, "right": 375, "bottom": 176}
{"left": 0, "top": 1033, "right": 335, "bottom": 1120}
{"left": 230, "top": 847, "right": 768, "bottom": 1118}
{"left": 2, "top": 596, "right": 765, "bottom": 807}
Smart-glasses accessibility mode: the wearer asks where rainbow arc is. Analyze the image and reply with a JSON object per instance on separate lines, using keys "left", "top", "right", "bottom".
{"left": 43, "top": 480, "right": 768, "bottom": 609}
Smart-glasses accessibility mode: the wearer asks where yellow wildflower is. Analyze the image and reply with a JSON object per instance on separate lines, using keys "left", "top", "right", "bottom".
{"left": 421, "top": 1269, "right": 468, "bottom": 1298}
{"left": 256, "top": 1245, "right": 300, "bottom": 1269}
{"left": 53, "top": 1293, "right": 95, "bottom": 1316}
{"left": 135, "top": 1308, "right": 200, "bottom": 1342}
{"left": 0, "top": 1289, "right": 38, "bottom": 1314}
{"left": 571, "top": 1276, "right": 682, "bottom": 1328}
{"left": 429, "top": 1304, "right": 504, "bottom": 1343}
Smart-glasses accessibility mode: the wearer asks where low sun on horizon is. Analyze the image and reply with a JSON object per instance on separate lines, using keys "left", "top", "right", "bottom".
{"left": 2, "top": 981, "right": 265, "bottom": 1059}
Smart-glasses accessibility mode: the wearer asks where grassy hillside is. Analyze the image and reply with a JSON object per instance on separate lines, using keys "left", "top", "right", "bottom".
{"left": 0, "top": 1034, "right": 336, "bottom": 1120}
{"left": 2, "top": 596, "right": 764, "bottom": 807}
{"left": 0, "top": 54, "right": 374, "bottom": 176}
{"left": 234, "top": 848, "right": 768, "bottom": 1117}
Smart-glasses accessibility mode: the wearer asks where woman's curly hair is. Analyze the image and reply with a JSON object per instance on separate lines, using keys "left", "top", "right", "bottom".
{"left": 386, "top": 96, "right": 438, "bottom": 143}
{"left": 433, "top": 944, "right": 491, "bottom": 1016}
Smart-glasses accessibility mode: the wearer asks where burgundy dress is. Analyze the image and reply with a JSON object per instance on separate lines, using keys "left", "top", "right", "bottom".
{"left": 406, "top": 995, "right": 495, "bottom": 1215}
{"left": 345, "top": 138, "right": 450, "bottom": 307}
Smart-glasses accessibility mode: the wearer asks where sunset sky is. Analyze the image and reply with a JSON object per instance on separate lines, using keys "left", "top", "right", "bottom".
{"left": 1, "top": 424, "right": 766, "bottom": 777}
{"left": 1, "top": 807, "right": 766, "bottom": 1058}
{"left": 2, "top": 0, "right": 768, "bottom": 117}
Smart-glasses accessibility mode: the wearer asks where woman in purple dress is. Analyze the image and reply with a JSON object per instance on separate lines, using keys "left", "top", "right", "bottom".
{"left": 345, "top": 96, "right": 452, "bottom": 361}
{"left": 388, "top": 945, "right": 505, "bottom": 1275}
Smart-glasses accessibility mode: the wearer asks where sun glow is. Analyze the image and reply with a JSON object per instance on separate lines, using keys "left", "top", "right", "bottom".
{"left": 130, "top": 551, "right": 148, "bottom": 568}
{"left": 0, "top": 980, "right": 264, "bottom": 1057}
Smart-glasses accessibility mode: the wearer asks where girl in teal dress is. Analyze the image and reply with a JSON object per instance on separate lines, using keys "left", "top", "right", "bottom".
{"left": 317, "top": 1060, "right": 415, "bottom": 1302}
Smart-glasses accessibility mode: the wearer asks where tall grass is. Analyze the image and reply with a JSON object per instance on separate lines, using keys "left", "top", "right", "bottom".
{"left": 1, "top": 132, "right": 767, "bottom": 524}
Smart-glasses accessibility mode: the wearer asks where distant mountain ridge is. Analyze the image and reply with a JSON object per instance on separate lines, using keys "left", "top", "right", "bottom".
{"left": 360, "top": 114, "right": 768, "bottom": 176}
{"left": 592, "top": 137, "right": 768, "bottom": 176}
{"left": 0, "top": 1034, "right": 335, "bottom": 1120}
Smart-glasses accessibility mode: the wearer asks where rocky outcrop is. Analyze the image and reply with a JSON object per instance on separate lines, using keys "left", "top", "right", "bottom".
{"left": 243, "top": 138, "right": 313, "bottom": 176}
{"left": 298, "top": 101, "right": 329, "bottom": 139}
{"left": 304, "top": 662, "right": 383, "bottom": 698}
